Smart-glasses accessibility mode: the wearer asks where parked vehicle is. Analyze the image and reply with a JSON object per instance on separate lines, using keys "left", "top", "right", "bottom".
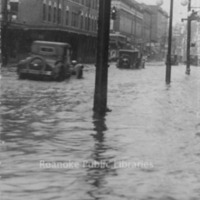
{"left": 117, "top": 49, "right": 145, "bottom": 69}
{"left": 17, "top": 41, "right": 81, "bottom": 81}
{"left": 171, "top": 54, "right": 179, "bottom": 65}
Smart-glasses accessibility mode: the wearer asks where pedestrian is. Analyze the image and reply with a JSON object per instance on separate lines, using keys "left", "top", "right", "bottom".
{"left": 75, "top": 62, "right": 84, "bottom": 79}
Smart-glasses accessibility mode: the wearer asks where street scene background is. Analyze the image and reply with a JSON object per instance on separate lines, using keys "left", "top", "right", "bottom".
{"left": 1, "top": 0, "right": 200, "bottom": 199}
{"left": 1, "top": 63, "right": 200, "bottom": 200}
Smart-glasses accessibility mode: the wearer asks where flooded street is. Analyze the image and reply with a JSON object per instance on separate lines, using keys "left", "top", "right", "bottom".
{"left": 1, "top": 63, "right": 200, "bottom": 200}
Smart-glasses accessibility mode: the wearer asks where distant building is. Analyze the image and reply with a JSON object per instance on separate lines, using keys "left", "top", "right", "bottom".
{"left": 109, "top": 0, "right": 143, "bottom": 60}
{"left": 6, "top": 0, "right": 99, "bottom": 63}
{"left": 190, "top": 21, "right": 200, "bottom": 65}
{"left": 148, "top": 5, "right": 168, "bottom": 60}
{"left": 109, "top": 1, "right": 168, "bottom": 61}
{"left": 181, "top": 21, "right": 200, "bottom": 65}
{"left": 197, "top": 23, "right": 200, "bottom": 65}
{"left": 172, "top": 23, "right": 185, "bottom": 60}
{"left": 140, "top": 3, "right": 153, "bottom": 56}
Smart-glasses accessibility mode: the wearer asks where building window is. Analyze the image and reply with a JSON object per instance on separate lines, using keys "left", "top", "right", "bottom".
{"left": 71, "top": 11, "right": 79, "bottom": 27}
{"left": 53, "top": 3, "right": 57, "bottom": 23}
{"left": 57, "top": 3, "right": 62, "bottom": 24}
{"left": 66, "top": 8, "right": 69, "bottom": 25}
{"left": 48, "top": 3, "right": 52, "bottom": 22}
{"left": 58, "top": 8, "right": 61, "bottom": 24}
{"left": 43, "top": 2, "right": 46, "bottom": 21}
{"left": 9, "top": 0, "right": 19, "bottom": 14}
{"left": 81, "top": 0, "right": 85, "bottom": 5}
{"left": 80, "top": 15, "right": 84, "bottom": 29}
{"left": 86, "top": 0, "right": 90, "bottom": 7}
{"left": 88, "top": 16, "right": 90, "bottom": 31}
{"left": 94, "top": 18, "right": 97, "bottom": 31}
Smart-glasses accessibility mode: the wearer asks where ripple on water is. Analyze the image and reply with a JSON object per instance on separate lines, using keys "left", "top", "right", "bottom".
{"left": 1, "top": 65, "right": 200, "bottom": 200}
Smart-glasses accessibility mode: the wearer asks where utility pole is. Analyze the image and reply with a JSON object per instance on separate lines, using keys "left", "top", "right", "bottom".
{"left": 134, "top": 13, "right": 137, "bottom": 49}
{"left": 186, "top": 0, "right": 191, "bottom": 75}
{"left": 165, "top": 0, "right": 174, "bottom": 84}
{"left": 93, "top": 0, "right": 111, "bottom": 114}
{"left": 149, "top": 13, "right": 152, "bottom": 57}
{"left": 1, "top": 0, "right": 8, "bottom": 67}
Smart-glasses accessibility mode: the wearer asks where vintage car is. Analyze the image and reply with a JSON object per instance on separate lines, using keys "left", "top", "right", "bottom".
{"left": 117, "top": 49, "right": 145, "bottom": 69}
{"left": 166, "top": 54, "right": 179, "bottom": 66}
{"left": 171, "top": 54, "right": 179, "bottom": 65}
{"left": 17, "top": 40, "right": 81, "bottom": 81}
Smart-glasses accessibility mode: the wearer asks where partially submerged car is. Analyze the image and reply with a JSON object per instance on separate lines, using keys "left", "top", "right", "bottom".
{"left": 171, "top": 54, "right": 179, "bottom": 65}
{"left": 117, "top": 49, "right": 145, "bottom": 69}
{"left": 17, "top": 41, "right": 83, "bottom": 81}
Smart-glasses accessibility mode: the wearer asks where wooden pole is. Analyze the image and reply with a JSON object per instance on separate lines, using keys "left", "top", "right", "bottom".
{"left": 93, "top": 0, "right": 111, "bottom": 114}
{"left": 1, "top": 0, "right": 8, "bottom": 67}
{"left": 186, "top": 0, "right": 191, "bottom": 75}
{"left": 165, "top": 0, "right": 174, "bottom": 84}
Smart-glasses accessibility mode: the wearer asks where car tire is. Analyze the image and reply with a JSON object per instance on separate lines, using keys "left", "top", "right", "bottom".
{"left": 28, "top": 56, "right": 45, "bottom": 70}
{"left": 56, "top": 65, "right": 66, "bottom": 81}
{"left": 18, "top": 73, "right": 26, "bottom": 80}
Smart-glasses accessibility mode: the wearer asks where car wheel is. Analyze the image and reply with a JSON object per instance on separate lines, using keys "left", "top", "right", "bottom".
{"left": 18, "top": 73, "right": 26, "bottom": 80}
{"left": 29, "top": 56, "right": 45, "bottom": 71}
{"left": 56, "top": 65, "right": 66, "bottom": 81}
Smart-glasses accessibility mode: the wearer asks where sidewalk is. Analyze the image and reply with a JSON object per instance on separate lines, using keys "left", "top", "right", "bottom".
{"left": 146, "top": 61, "right": 165, "bottom": 66}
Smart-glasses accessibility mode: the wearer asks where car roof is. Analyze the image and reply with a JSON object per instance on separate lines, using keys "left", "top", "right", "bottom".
{"left": 33, "top": 40, "right": 71, "bottom": 47}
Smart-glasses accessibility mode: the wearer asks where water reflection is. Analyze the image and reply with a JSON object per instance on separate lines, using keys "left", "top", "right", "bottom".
{"left": 85, "top": 113, "right": 116, "bottom": 200}
{"left": 1, "top": 65, "right": 200, "bottom": 199}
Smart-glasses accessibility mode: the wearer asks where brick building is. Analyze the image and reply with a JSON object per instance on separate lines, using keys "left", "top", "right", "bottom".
{"left": 6, "top": 0, "right": 99, "bottom": 63}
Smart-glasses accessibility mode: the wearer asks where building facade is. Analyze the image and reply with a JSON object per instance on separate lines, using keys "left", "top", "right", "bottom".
{"left": 148, "top": 5, "right": 168, "bottom": 60}
{"left": 197, "top": 22, "right": 200, "bottom": 65}
{"left": 4, "top": 0, "right": 169, "bottom": 63}
{"left": 140, "top": 3, "right": 153, "bottom": 56}
{"left": 190, "top": 21, "right": 200, "bottom": 65}
{"left": 109, "top": 0, "right": 143, "bottom": 60}
{"left": 109, "top": 1, "right": 168, "bottom": 61}
{"left": 180, "top": 21, "right": 200, "bottom": 65}
{"left": 6, "top": 0, "right": 99, "bottom": 63}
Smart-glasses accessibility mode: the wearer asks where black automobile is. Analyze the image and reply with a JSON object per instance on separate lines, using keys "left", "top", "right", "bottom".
{"left": 17, "top": 41, "right": 73, "bottom": 81}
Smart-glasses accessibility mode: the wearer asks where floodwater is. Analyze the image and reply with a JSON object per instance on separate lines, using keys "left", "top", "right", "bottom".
{"left": 1, "top": 63, "right": 200, "bottom": 200}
